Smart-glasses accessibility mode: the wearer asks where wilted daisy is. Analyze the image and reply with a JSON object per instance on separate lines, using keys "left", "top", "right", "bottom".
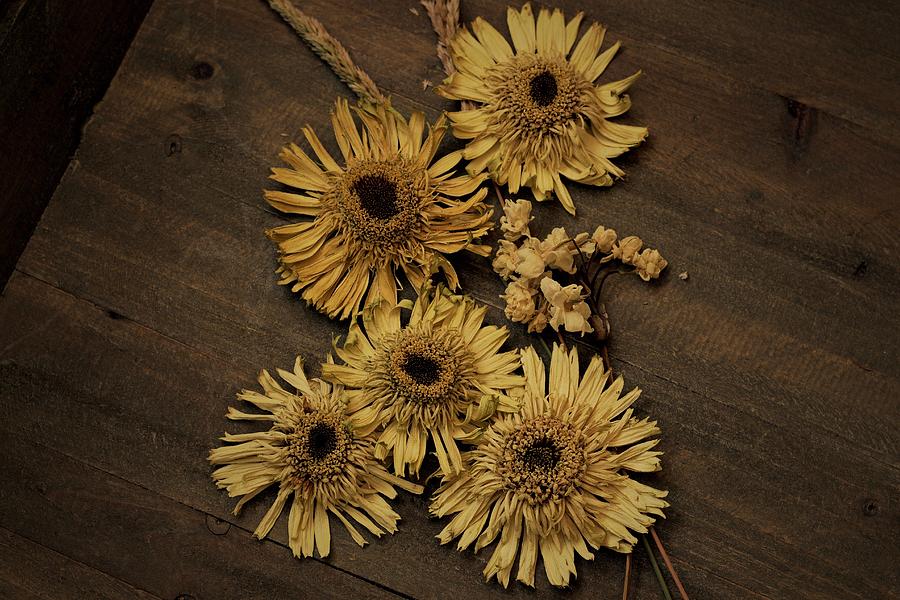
{"left": 209, "top": 356, "right": 423, "bottom": 558}
{"left": 438, "top": 3, "right": 647, "bottom": 214}
{"left": 431, "top": 344, "right": 667, "bottom": 587}
{"left": 265, "top": 98, "right": 494, "bottom": 319}
{"left": 322, "top": 283, "right": 524, "bottom": 477}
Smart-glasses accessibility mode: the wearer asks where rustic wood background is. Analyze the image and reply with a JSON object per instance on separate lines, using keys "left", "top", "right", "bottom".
{"left": 0, "top": 0, "right": 153, "bottom": 287}
{"left": 1, "top": 0, "right": 898, "bottom": 598}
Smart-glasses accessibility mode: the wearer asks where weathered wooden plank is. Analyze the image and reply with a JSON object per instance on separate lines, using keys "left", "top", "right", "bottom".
{"left": 0, "top": 527, "right": 159, "bottom": 600}
{"left": 0, "top": 0, "right": 153, "bottom": 288}
{"left": 280, "top": 0, "right": 900, "bottom": 143}
{"left": 17, "top": 0, "right": 899, "bottom": 463}
{"left": 0, "top": 413, "right": 401, "bottom": 600}
{"left": 1, "top": 272, "right": 896, "bottom": 598}
{"left": 6, "top": 0, "right": 900, "bottom": 597}
{"left": 0, "top": 272, "right": 670, "bottom": 600}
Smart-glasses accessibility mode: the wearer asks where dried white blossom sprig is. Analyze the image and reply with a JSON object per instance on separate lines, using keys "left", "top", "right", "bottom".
{"left": 492, "top": 197, "right": 667, "bottom": 342}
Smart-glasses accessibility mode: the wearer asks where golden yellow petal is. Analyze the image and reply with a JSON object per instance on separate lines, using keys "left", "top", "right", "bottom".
{"left": 330, "top": 507, "right": 368, "bottom": 547}
{"left": 472, "top": 17, "right": 513, "bottom": 61}
{"left": 509, "top": 3, "right": 537, "bottom": 53}
{"left": 302, "top": 126, "right": 340, "bottom": 172}
{"left": 584, "top": 40, "right": 622, "bottom": 82}
{"left": 314, "top": 500, "right": 331, "bottom": 557}
{"left": 535, "top": 7, "right": 553, "bottom": 54}
{"left": 263, "top": 190, "right": 321, "bottom": 216}
{"left": 253, "top": 487, "right": 291, "bottom": 540}
{"left": 564, "top": 12, "right": 584, "bottom": 55}
{"left": 570, "top": 23, "right": 606, "bottom": 75}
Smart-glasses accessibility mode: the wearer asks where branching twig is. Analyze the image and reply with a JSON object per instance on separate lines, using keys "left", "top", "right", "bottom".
{"left": 267, "top": 0, "right": 386, "bottom": 105}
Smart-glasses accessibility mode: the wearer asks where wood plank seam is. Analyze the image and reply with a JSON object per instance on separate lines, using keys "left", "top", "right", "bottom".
{"left": 0, "top": 423, "right": 411, "bottom": 600}
{"left": 13, "top": 219, "right": 897, "bottom": 476}
{"left": 0, "top": 525, "right": 164, "bottom": 600}
{"left": 272, "top": 3, "right": 897, "bottom": 146}
{"left": 615, "top": 355, "right": 900, "bottom": 476}
{"left": 4, "top": 269, "right": 837, "bottom": 598}
{"left": 16, "top": 258, "right": 895, "bottom": 474}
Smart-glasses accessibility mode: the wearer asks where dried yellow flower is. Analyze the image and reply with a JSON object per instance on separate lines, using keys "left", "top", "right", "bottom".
{"left": 438, "top": 3, "right": 647, "bottom": 214}
{"left": 209, "top": 357, "right": 423, "bottom": 559}
{"left": 502, "top": 279, "right": 538, "bottom": 323}
{"left": 612, "top": 235, "right": 643, "bottom": 264}
{"left": 265, "top": 98, "right": 493, "bottom": 319}
{"left": 322, "top": 284, "right": 524, "bottom": 477}
{"left": 431, "top": 345, "right": 668, "bottom": 587}
{"left": 492, "top": 239, "right": 520, "bottom": 279}
{"left": 515, "top": 237, "right": 547, "bottom": 279}
{"left": 540, "top": 278, "right": 593, "bottom": 335}
{"left": 591, "top": 225, "right": 618, "bottom": 253}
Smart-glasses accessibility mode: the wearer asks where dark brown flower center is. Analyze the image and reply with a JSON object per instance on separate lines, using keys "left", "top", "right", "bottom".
{"left": 522, "top": 438, "right": 560, "bottom": 469}
{"left": 384, "top": 329, "right": 467, "bottom": 406}
{"left": 529, "top": 71, "right": 558, "bottom": 107}
{"left": 307, "top": 422, "right": 338, "bottom": 459}
{"left": 351, "top": 174, "right": 399, "bottom": 220}
{"left": 498, "top": 416, "right": 585, "bottom": 503}
{"left": 402, "top": 353, "right": 441, "bottom": 386}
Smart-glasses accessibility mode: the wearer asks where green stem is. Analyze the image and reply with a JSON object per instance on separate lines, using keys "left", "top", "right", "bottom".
{"left": 535, "top": 336, "right": 553, "bottom": 362}
{"left": 641, "top": 534, "right": 673, "bottom": 600}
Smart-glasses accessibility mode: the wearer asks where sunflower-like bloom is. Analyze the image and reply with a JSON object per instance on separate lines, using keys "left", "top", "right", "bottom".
{"left": 430, "top": 344, "right": 668, "bottom": 587}
{"left": 209, "top": 357, "right": 423, "bottom": 558}
{"left": 438, "top": 3, "right": 647, "bottom": 214}
{"left": 322, "top": 283, "right": 524, "bottom": 477}
{"left": 265, "top": 98, "right": 494, "bottom": 319}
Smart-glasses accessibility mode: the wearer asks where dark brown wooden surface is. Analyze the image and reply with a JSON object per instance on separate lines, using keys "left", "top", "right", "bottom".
{"left": 0, "top": 0, "right": 154, "bottom": 288}
{"left": 1, "top": 0, "right": 898, "bottom": 598}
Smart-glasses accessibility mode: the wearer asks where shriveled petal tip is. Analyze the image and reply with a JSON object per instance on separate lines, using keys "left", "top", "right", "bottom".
{"left": 507, "top": 4, "right": 537, "bottom": 54}
{"left": 472, "top": 17, "right": 513, "bottom": 61}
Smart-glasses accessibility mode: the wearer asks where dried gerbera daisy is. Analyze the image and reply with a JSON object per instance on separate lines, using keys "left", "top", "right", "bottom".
{"left": 430, "top": 344, "right": 668, "bottom": 587}
{"left": 209, "top": 356, "right": 423, "bottom": 558}
{"left": 322, "top": 283, "right": 524, "bottom": 477}
{"left": 265, "top": 98, "right": 494, "bottom": 319}
{"left": 438, "top": 3, "right": 647, "bottom": 214}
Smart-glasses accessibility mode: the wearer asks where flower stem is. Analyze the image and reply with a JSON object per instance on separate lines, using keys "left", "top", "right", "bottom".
{"left": 570, "top": 236, "right": 591, "bottom": 271}
{"left": 651, "top": 527, "right": 690, "bottom": 599}
{"left": 641, "top": 534, "right": 673, "bottom": 600}
{"left": 622, "top": 552, "right": 633, "bottom": 600}
{"left": 591, "top": 267, "right": 618, "bottom": 305}
{"left": 493, "top": 182, "right": 506, "bottom": 205}
{"left": 601, "top": 344, "right": 612, "bottom": 376}
{"left": 536, "top": 336, "right": 553, "bottom": 363}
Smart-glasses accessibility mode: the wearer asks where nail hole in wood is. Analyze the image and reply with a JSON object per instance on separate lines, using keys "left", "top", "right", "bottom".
{"left": 191, "top": 61, "right": 214, "bottom": 80}
{"left": 862, "top": 499, "right": 879, "bottom": 516}
{"left": 166, "top": 134, "right": 182, "bottom": 157}
{"left": 205, "top": 514, "right": 231, "bottom": 535}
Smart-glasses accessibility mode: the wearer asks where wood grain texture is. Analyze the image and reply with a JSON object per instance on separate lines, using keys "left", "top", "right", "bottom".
{"left": 2, "top": 0, "right": 899, "bottom": 598}
{"left": 0, "top": 383, "right": 400, "bottom": 600}
{"left": 0, "top": 0, "right": 153, "bottom": 288}
{"left": 0, "top": 527, "right": 159, "bottom": 600}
